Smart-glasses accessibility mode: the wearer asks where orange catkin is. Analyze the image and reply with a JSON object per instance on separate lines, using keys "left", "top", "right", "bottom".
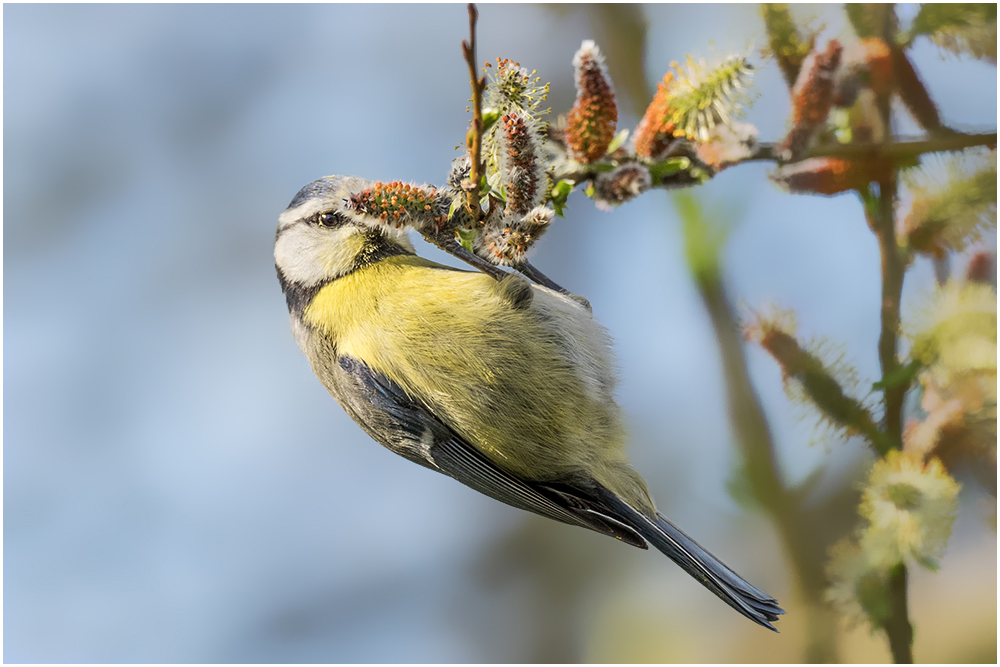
{"left": 565, "top": 41, "right": 618, "bottom": 164}
{"left": 634, "top": 71, "right": 677, "bottom": 159}
{"left": 501, "top": 112, "right": 540, "bottom": 217}
{"left": 779, "top": 39, "right": 842, "bottom": 160}
{"left": 771, "top": 157, "right": 893, "bottom": 196}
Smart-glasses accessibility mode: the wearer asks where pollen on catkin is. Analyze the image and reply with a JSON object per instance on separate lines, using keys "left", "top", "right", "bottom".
{"left": 485, "top": 58, "right": 550, "bottom": 120}
{"left": 565, "top": 40, "right": 618, "bottom": 164}
{"left": 859, "top": 451, "right": 961, "bottom": 570}
{"left": 344, "top": 181, "right": 448, "bottom": 234}
{"left": 499, "top": 111, "right": 545, "bottom": 217}
{"left": 634, "top": 71, "right": 678, "bottom": 159}
{"left": 634, "top": 56, "right": 754, "bottom": 158}
{"left": 475, "top": 206, "right": 553, "bottom": 266}
{"left": 482, "top": 58, "right": 551, "bottom": 208}
{"left": 446, "top": 155, "right": 472, "bottom": 195}
{"left": 593, "top": 163, "right": 652, "bottom": 207}
{"left": 694, "top": 121, "right": 759, "bottom": 172}
{"left": 745, "top": 309, "right": 883, "bottom": 447}
{"left": 824, "top": 538, "right": 892, "bottom": 630}
{"left": 901, "top": 148, "right": 997, "bottom": 257}
{"left": 908, "top": 279, "right": 997, "bottom": 393}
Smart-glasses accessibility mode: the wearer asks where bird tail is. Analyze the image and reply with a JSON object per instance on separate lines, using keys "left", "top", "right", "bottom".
{"left": 600, "top": 493, "right": 785, "bottom": 631}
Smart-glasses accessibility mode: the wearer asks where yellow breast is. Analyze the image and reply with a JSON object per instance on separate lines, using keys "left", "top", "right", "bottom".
{"left": 303, "top": 255, "right": 648, "bottom": 506}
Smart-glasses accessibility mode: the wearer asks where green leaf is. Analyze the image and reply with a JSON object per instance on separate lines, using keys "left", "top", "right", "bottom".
{"left": 689, "top": 167, "right": 711, "bottom": 184}
{"left": 456, "top": 226, "right": 477, "bottom": 251}
{"left": 860, "top": 186, "right": 880, "bottom": 219}
{"left": 482, "top": 107, "right": 501, "bottom": 134}
{"left": 485, "top": 172, "right": 501, "bottom": 195}
{"left": 649, "top": 157, "right": 690, "bottom": 182}
{"left": 831, "top": 108, "right": 853, "bottom": 144}
{"left": 550, "top": 179, "right": 574, "bottom": 218}
{"left": 675, "top": 192, "right": 725, "bottom": 284}
{"left": 871, "top": 359, "right": 923, "bottom": 391}
{"left": 605, "top": 128, "right": 630, "bottom": 156}
{"left": 552, "top": 179, "right": 574, "bottom": 199}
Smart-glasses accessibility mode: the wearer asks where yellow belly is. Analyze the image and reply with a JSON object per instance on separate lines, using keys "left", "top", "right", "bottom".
{"left": 304, "top": 255, "right": 650, "bottom": 507}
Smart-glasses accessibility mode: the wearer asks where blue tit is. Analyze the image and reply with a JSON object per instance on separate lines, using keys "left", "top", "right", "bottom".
{"left": 275, "top": 175, "right": 784, "bottom": 630}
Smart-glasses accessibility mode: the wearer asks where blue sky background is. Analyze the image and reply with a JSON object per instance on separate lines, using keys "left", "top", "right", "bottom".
{"left": 4, "top": 4, "right": 996, "bottom": 662}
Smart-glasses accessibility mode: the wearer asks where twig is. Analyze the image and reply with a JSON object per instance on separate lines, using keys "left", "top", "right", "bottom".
{"left": 682, "top": 198, "right": 840, "bottom": 662}
{"left": 867, "top": 18, "right": 914, "bottom": 657}
{"left": 750, "top": 130, "right": 997, "bottom": 164}
{"left": 868, "top": 175, "right": 913, "bottom": 663}
{"left": 437, "top": 237, "right": 511, "bottom": 281}
{"left": 518, "top": 261, "right": 571, "bottom": 295}
{"left": 462, "top": 3, "right": 487, "bottom": 224}
{"left": 885, "top": 564, "right": 914, "bottom": 664}
{"left": 546, "top": 129, "right": 996, "bottom": 193}
{"left": 869, "top": 180, "right": 907, "bottom": 451}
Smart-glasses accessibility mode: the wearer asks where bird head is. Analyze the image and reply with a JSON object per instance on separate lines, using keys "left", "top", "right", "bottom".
{"left": 274, "top": 175, "right": 414, "bottom": 289}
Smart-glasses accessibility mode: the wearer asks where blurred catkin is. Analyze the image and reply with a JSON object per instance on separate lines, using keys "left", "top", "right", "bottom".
{"left": 760, "top": 3, "right": 814, "bottom": 89}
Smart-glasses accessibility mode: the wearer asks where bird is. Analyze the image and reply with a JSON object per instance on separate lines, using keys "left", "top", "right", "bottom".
{"left": 274, "top": 174, "right": 784, "bottom": 631}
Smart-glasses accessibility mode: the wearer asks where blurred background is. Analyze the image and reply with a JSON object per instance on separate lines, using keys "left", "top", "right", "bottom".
{"left": 4, "top": 4, "right": 995, "bottom": 663}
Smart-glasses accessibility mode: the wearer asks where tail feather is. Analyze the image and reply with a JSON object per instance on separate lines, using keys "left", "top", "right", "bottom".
{"left": 599, "top": 494, "right": 785, "bottom": 631}
{"left": 644, "top": 512, "right": 785, "bottom": 631}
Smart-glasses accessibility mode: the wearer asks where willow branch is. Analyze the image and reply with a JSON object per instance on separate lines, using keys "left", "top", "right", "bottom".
{"left": 867, "top": 14, "right": 914, "bottom": 657}
{"left": 750, "top": 130, "right": 997, "bottom": 165}
{"left": 546, "top": 131, "right": 997, "bottom": 190}
{"left": 701, "top": 275, "right": 840, "bottom": 662}
{"left": 436, "top": 237, "right": 510, "bottom": 281}
{"left": 517, "top": 261, "right": 571, "bottom": 295}
{"left": 869, "top": 180, "right": 907, "bottom": 450}
{"left": 462, "top": 3, "right": 486, "bottom": 224}
{"left": 681, "top": 197, "right": 840, "bottom": 661}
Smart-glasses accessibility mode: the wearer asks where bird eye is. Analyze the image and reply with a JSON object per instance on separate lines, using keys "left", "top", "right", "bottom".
{"left": 316, "top": 212, "right": 339, "bottom": 227}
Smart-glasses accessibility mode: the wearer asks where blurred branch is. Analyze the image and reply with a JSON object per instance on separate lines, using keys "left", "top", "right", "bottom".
{"left": 748, "top": 131, "right": 998, "bottom": 164}
{"left": 869, "top": 8, "right": 914, "bottom": 661}
{"left": 584, "top": 4, "right": 651, "bottom": 117}
{"left": 869, "top": 172, "right": 913, "bottom": 662}
{"left": 677, "top": 194, "right": 840, "bottom": 663}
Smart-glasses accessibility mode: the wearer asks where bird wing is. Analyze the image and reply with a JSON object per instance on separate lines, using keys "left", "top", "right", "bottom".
{"left": 334, "top": 355, "right": 648, "bottom": 549}
{"left": 332, "top": 355, "right": 784, "bottom": 630}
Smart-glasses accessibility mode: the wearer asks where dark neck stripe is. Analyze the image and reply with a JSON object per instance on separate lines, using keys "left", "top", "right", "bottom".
{"left": 277, "top": 266, "right": 324, "bottom": 317}
{"left": 353, "top": 229, "right": 412, "bottom": 270}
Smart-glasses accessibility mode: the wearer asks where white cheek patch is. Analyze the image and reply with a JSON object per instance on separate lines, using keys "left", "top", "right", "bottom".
{"left": 274, "top": 223, "right": 360, "bottom": 286}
